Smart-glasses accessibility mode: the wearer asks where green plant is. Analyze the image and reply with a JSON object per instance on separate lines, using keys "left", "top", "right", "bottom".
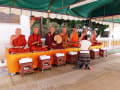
{"left": 42, "top": 18, "right": 109, "bottom": 37}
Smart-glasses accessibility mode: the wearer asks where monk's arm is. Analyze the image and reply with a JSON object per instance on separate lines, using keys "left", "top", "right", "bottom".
{"left": 28, "top": 35, "right": 33, "bottom": 47}
{"left": 91, "top": 35, "right": 93, "bottom": 42}
{"left": 76, "top": 33, "right": 79, "bottom": 41}
{"left": 66, "top": 34, "right": 69, "bottom": 42}
{"left": 22, "top": 36, "right": 27, "bottom": 47}
{"left": 39, "top": 36, "right": 42, "bottom": 44}
{"left": 88, "top": 46, "right": 92, "bottom": 51}
{"left": 91, "top": 35, "right": 97, "bottom": 43}
{"left": 45, "top": 34, "right": 51, "bottom": 46}
{"left": 80, "top": 34, "right": 84, "bottom": 41}
{"left": 79, "top": 43, "right": 81, "bottom": 47}
{"left": 10, "top": 36, "right": 14, "bottom": 47}
{"left": 38, "top": 35, "right": 42, "bottom": 46}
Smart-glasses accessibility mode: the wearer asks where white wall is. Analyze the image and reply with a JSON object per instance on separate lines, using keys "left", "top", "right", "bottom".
{"left": 111, "top": 26, "right": 120, "bottom": 39}
{"left": 0, "top": 15, "right": 30, "bottom": 60}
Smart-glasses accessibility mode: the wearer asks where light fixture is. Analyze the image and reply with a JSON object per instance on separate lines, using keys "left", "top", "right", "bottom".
{"left": 70, "top": 0, "right": 97, "bottom": 9}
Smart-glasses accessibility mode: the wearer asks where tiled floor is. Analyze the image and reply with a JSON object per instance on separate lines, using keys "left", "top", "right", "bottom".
{"left": 0, "top": 54, "right": 120, "bottom": 90}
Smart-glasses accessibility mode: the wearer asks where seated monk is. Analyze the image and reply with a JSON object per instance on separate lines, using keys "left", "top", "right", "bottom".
{"left": 91, "top": 30, "right": 102, "bottom": 46}
{"left": 45, "top": 26, "right": 63, "bottom": 50}
{"left": 28, "top": 27, "right": 47, "bottom": 52}
{"left": 80, "top": 28, "right": 88, "bottom": 41}
{"left": 70, "top": 28, "right": 79, "bottom": 47}
{"left": 9, "top": 28, "right": 30, "bottom": 54}
{"left": 60, "top": 27, "right": 69, "bottom": 48}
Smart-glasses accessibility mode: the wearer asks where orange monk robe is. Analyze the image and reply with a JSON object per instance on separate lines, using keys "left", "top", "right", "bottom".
{"left": 28, "top": 34, "right": 47, "bottom": 51}
{"left": 91, "top": 35, "right": 102, "bottom": 46}
{"left": 9, "top": 35, "right": 30, "bottom": 53}
{"left": 61, "top": 33, "right": 68, "bottom": 48}
{"left": 70, "top": 33, "right": 79, "bottom": 47}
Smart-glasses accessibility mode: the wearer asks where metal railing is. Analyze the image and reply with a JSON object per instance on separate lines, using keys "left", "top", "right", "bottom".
{"left": 97, "top": 38, "right": 120, "bottom": 49}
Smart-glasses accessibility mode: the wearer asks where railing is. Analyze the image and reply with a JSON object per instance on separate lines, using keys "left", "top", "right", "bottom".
{"left": 97, "top": 38, "right": 120, "bottom": 50}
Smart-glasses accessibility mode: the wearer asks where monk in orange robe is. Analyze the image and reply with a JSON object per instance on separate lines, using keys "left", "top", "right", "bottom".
{"left": 91, "top": 30, "right": 102, "bottom": 46}
{"left": 45, "top": 26, "right": 63, "bottom": 50}
{"left": 60, "top": 27, "right": 69, "bottom": 48}
{"left": 28, "top": 27, "right": 47, "bottom": 52}
{"left": 70, "top": 28, "right": 79, "bottom": 47}
{"left": 80, "top": 28, "right": 88, "bottom": 40}
{"left": 9, "top": 28, "right": 30, "bottom": 54}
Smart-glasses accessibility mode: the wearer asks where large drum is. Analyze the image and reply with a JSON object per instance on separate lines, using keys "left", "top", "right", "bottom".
{"left": 54, "top": 35, "right": 62, "bottom": 44}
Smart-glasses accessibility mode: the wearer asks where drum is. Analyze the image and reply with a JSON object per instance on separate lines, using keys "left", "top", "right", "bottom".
{"left": 54, "top": 35, "right": 62, "bottom": 44}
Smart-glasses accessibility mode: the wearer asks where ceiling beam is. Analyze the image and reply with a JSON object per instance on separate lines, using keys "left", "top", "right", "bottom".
{"left": 48, "top": 0, "right": 55, "bottom": 11}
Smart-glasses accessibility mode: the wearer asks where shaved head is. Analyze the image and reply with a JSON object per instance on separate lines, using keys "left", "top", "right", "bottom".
{"left": 62, "top": 27, "right": 67, "bottom": 33}
{"left": 49, "top": 26, "right": 55, "bottom": 34}
{"left": 83, "top": 28, "right": 88, "bottom": 34}
{"left": 33, "top": 27, "right": 39, "bottom": 34}
{"left": 73, "top": 28, "right": 77, "bottom": 33}
{"left": 93, "top": 30, "right": 96, "bottom": 35}
{"left": 15, "top": 28, "right": 21, "bottom": 36}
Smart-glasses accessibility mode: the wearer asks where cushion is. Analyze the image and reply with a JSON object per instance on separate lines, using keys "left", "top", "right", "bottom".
{"left": 55, "top": 53, "right": 65, "bottom": 57}
{"left": 92, "top": 49, "right": 99, "bottom": 52}
{"left": 39, "top": 55, "right": 51, "bottom": 60}
{"left": 69, "top": 52, "right": 78, "bottom": 55}
{"left": 19, "top": 58, "right": 32, "bottom": 64}
{"left": 80, "top": 51, "right": 90, "bottom": 53}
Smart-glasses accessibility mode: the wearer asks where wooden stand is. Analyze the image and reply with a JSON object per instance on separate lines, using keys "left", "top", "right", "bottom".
{"left": 67, "top": 52, "right": 78, "bottom": 64}
{"left": 99, "top": 49, "right": 107, "bottom": 57}
{"left": 90, "top": 49, "right": 100, "bottom": 59}
{"left": 19, "top": 62, "right": 33, "bottom": 76}
{"left": 53, "top": 53, "right": 66, "bottom": 65}
{"left": 38, "top": 59, "right": 51, "bottom": 72}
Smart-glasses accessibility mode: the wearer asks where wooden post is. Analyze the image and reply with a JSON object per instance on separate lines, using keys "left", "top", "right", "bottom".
{"left": 12, "top": 0, "right": 15, "bottom": 7}
{"left": 47, "top": 10, "right": 50, "bottom": 29}
{"left": 112, "top": 16, "right": 115, "bottom": 48}
{"left": 40, "top": 17, "right": 43, "bottom": 37}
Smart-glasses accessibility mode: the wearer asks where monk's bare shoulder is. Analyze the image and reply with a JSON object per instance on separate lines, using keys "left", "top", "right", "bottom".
{"left": 10, "top": 35, "right": 16, "bottom": 40}
{"left": 81, "top": 33, "right": 84, "bottom": 36}
{"left": 91, "top": 34, "right": 94, "bottom": 38}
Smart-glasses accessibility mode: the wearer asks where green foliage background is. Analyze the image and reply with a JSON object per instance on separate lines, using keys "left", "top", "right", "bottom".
{"left": 32, "top": 18, "right": 109, "bottom": 38}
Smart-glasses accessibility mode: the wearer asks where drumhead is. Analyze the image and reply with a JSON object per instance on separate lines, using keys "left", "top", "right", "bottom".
{"left": 54, "top": 35, "right": 62, "bottom": 44}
